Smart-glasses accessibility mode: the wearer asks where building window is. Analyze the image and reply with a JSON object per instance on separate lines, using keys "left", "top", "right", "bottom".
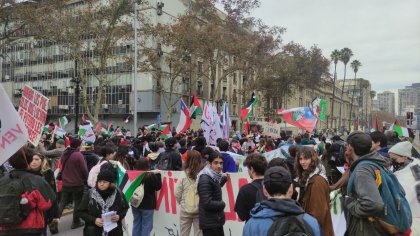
{"left": 197, "top": 61, "right": 203, "bottom": 73}
{"left": 210, "top": 84, "right": 214, "bottom": 99}
{"left": 233, "top": 72, "right": 237, "bottom": 85}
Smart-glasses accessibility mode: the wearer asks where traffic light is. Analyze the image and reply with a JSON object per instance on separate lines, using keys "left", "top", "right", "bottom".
{"left": 407, "top": 112, "right": 413, "bottom": 125}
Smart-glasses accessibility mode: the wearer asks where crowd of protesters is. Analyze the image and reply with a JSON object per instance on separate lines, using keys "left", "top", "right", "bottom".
{"left": 0, "top": 122, "right": 419, "bottom": 236}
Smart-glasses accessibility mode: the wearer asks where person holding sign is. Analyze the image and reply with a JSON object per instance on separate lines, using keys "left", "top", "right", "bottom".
{"left": 78, "top": 169, "right": 129, "bottom": 236}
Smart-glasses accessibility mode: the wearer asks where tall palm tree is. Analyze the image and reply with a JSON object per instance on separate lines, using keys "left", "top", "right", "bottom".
{"left": 330, "top": 49, "right": 340, "bottom": 129}
{"left": 338, "top": 48, "right": 353, "bottom": 132}
{"left": 348, "top": 60, "right": 362, "bottom": 130}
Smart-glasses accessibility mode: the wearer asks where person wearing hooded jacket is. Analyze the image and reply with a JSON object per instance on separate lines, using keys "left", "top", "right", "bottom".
{"left": 78, "top": 169, "right": 129, "bottom": 236}
{"left": 243, "top": 166, "right": 321, "bottom": 236}
{"left": 58, "top": 138, "right": 89, "bottom": 230}
{"left": 295, "top": 146, "right": 334, "bottom": 236}
{"left": 0, "top": 147, "right": 56, "bottom": 236}
{"left": 345, "top": 131, "right": 391, "bottom": 236}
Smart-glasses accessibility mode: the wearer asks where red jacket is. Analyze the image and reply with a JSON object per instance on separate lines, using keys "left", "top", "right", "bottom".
{"left": 0, "top": 170, "right": 55, "bottom": 235}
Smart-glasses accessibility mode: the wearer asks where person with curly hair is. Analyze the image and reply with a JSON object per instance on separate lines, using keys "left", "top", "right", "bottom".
{"left": 295, "top": 147, "right": 334, "bottom": 236}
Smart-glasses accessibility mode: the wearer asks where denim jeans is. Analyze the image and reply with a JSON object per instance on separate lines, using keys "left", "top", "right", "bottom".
{"left": 132, "top": 208, "right": 154, "bottom": 236}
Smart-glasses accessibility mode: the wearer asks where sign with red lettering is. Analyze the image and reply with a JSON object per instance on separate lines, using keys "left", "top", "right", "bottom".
{"left": 122, "top": 171, "right": 349, "bottom": 236}
{"left": 18, "top": 85, "right": 49, "bottom": 146}
{"left": 0, "top": 84, "right": 29, "bottom": 165}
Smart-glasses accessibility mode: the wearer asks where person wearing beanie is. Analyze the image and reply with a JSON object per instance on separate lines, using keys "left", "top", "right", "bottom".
{"left": 79, "top": 169, "right": 129, "bottom": 236}
{"left": 0, "top": 147, "right": 56, "bottom": 235}
{"left": 389, "top": 141, "right": 420, "bottom": 234}
{"left": 388, "top": 141, "right": 414, "bottom": 172}
{"left": 58, "top": 138, "right": 89, "bottom": 230}
{"left": 81, "top": 141, "right": 100, "bottom": 172}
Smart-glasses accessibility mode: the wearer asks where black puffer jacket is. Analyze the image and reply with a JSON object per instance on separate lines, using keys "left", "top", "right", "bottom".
{"left": 197, "top": 174, "right": 227, "bottom": 230}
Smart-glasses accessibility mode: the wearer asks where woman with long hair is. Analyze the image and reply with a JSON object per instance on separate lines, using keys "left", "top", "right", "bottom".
{"left": 175, "top": 150, "right": 204, "bottom": 236}
{"left": 29, "top": 152, "right": 60, "bottom": 235}
{"left": 115, "top": 145, "right": 131, "bottom": 170}
{"left": 295, "top": 147, "right": 334, "bottom": 236}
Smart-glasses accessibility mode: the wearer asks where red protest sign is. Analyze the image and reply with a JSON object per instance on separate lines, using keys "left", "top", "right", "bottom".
{"left": 18, "top": 85, "right": 49, "bottom": 146}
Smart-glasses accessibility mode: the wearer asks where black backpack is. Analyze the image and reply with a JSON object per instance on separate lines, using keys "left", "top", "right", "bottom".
{"left": 251, "top": 180, "right": 266, "bottom": 202}
{"left": 0, "top": 173, "right": 29, "bottom": 226}
{"left": 156, "top": 152, "right": 171, "bottom": 170}
{"left": 268, "top": 214, "right": 315, "bottom": 236}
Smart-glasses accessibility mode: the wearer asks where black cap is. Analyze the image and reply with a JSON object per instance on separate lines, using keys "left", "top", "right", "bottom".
{"left": 332, "top": 135, "right": 342, "bottom": 141}
{"left": 264, "top": 166, "right": 291, "bottom": 185}
{"left": 97, "top": 169, "right": 116, "bottom": 183}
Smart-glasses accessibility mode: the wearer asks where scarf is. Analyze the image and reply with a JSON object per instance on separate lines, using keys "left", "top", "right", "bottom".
{"left": 305, "top": 164, "right": 328, "bottom": 187}
{"left": 91, "top": 187, "right": 117, "bottom": 214}
{"left": 197, "top": 165, "right": 223, "bottom": 184}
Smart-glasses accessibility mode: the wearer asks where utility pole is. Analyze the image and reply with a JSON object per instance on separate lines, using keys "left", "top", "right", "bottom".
{"left": 132, "top": 1, "right": 138, "bottom": 133}
{"left": 72, "top": 59, "right": 81, "bottom": 134}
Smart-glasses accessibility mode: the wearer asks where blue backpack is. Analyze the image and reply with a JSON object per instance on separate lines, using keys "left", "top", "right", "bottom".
{"left": 347, "top": 160, "right": 412, "bottom": 234}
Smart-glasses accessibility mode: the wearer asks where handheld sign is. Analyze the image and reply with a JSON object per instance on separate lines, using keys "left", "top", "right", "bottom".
{"left": 0, "top": 84, "right": 29, "bottom": 165}
{"left": 17, "top": 85, "right": 49, "bottom": 146}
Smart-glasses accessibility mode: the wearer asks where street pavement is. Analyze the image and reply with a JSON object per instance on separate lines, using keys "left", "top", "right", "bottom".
{"left": 48, "top": 213, "right": 83, "bottom": 236}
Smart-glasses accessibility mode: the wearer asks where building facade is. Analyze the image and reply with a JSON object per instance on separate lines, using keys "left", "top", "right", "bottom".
{"left": 398, "top": 83, "right": 420, "bottom": 116}
{"left": 377, "top": 91, "right": 395, "bottom": 115}
{"left": 0, "top": 0, "right": 247, "bottom": 132}
{"left": 339, "top": 78, "right": 373, "bottom": 129}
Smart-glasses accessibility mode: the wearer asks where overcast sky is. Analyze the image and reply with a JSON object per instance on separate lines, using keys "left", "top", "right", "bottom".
{"left": 251, "top": 0, "right": 420, "bottom": 94}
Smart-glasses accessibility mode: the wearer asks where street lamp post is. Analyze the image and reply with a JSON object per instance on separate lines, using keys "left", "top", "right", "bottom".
{"left": 71, "top": 59, "right": 81, "bottom": 133}
{"left": 132, "top": 1, "right": 139, "bottom": 133}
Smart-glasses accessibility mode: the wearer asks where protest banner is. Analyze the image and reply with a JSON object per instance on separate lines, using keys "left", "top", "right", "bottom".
{"left": 122, "top": 171, "right": 349, "bottom": 236}
{"left": 260, "top": 121, "right": 282, "bottom": 138}
{"left": 0, "top": 84, "right": 29, "bottom": 165}
{"left": 17, "top": 85, "right": 49, "bottom": 146}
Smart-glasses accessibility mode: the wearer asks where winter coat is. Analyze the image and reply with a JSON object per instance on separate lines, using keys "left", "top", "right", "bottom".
{"left": 88, "top": 161, "right": 114, "bottom": 188}
{"left": 136, "top": 172, "right": 162, "bottom": 210}
{"left": 220, "top": 152, "right": 237, "bottom": 172}
{"left": 197, "top": 174, "right": 227, "bottom": 230}
{"left": 0, "top": 170, "right": 55, "bottom": 235}
{"left": 345, "top": 152, "right": 391, "bottom": 236}
{"left": 41, "top": 169, "right": 60, "bottom": 222}
{"left": 243, "top": 198, "right": 321, "bottom": 236}
{"left": 61, "top": 148, "right": 89, "bottom": 188}
{"left": 82, "top": 150, "right": 100, "bottom": 172}
{"left": 301, "top": 173, "right": 334, "bottom": 236}
{"left": 78, "top": 188, "right": 129, "bottom": 236}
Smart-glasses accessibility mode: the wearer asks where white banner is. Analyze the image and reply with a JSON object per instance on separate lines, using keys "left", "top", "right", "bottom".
{"left": 124, "top": 171, "right": 349, "bottom": 236}
{"left": 0, "top": 84, "right": 29, "bottom": 165}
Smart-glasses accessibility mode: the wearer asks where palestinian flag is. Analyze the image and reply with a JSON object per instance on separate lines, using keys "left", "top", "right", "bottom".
{"left": 145, "top": 124, "right": 157, "bottom": 130}
{"left": 57, "top": 115, "right": 70, "bottom": 128}
{"left": 115, "top": 161, "right": 146, "bottom": 202}
{"left": 372, "top": 115, "right": 382, "bottom": 132}
{"left": 388, "top": 120, "right": 409, "bottom": 137}
{"left": 95, "top": 122, "right": 104, "bottom": 131}
{"left": 42, "top": 125, "right": 49, "bottom": 133}
{"left": 240, "top": 93, "right": 258, "bottom": 121}
{"left": 160, "top": 124, "right": 172, "bottom": 139}
{"left": 189, "top": 95, "right": 202, "bottom": 119}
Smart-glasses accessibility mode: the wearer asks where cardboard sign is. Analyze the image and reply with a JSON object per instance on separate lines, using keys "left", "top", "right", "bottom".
{"left": 18, "top": 85, "right": 49, "bottom": 146}
{"left": 0, "top": 84, "right": 29, "bottom": 165}
{"left": 260, "top": 121, "right": 281, "bottom": 138}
